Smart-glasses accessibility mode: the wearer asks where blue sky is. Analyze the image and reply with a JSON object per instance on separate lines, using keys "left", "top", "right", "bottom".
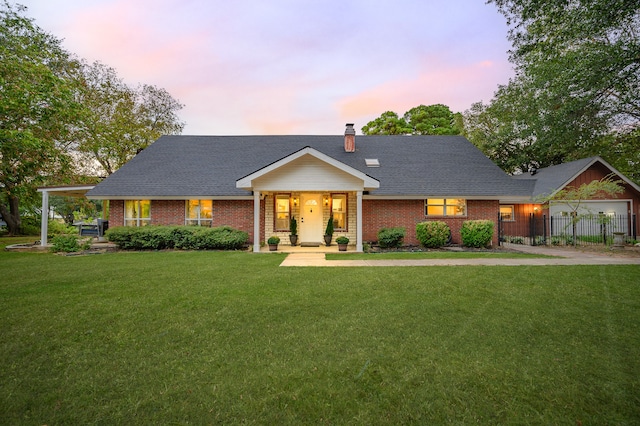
{"left": 21, "top": 0, "right": 514, "bottom": 135}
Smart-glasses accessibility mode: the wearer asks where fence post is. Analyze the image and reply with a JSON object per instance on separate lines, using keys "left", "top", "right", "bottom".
{"left": 530, "top": 213, "right": 535, "bottom": 246}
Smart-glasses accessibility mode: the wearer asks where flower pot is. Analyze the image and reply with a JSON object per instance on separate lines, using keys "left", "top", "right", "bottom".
{"left": 290, "top": 235, "right": 298, "bottom": 246}
{"left": 324, "top": 235, "right": 332, "bottom": 246}
{"left": 338, "top": 243, "right": 348, "bottom": 251}
{"left": 268, "top": 244, "right": 278, "bottom": 251}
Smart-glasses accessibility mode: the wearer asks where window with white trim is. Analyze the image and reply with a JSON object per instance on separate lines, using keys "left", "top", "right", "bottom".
{"left": 186, "top": 200, "right": 212, "bottom": 226}
{"left": 425, "top": 199, "right": 466, "bottom": 216}
{"left": 125, "top": 200, "right": 150, "bottom": 226}
{"left": 499, "top": 205, "right": 515, "bottom": 221}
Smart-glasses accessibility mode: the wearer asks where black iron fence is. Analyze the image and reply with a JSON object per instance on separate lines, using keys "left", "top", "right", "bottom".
{"left": 498, "top": 213, "right": 637, "bottom": 247}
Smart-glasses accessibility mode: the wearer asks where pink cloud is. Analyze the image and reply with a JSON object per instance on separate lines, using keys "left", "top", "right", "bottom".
{"left": 337, "top": 58, "right": 512, "bottom": 121}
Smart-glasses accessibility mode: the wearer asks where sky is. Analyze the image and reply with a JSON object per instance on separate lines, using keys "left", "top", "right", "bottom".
{"left": 20, "top": 0, "right": 515, "bottom": 135}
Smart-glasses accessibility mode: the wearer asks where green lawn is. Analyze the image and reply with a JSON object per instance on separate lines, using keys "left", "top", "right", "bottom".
{"left": 326, "top": 251, "right": 554, "bottom": 260}
{"left": 1, "top": 238, "right": 639, "bottom": 424}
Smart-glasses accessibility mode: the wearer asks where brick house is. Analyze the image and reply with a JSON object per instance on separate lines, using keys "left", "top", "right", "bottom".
{"left": 36, "top": 124, "right": 632, "bottom": 252}
{"left": 80, "top": 124, "right": 534, "bottom": 252}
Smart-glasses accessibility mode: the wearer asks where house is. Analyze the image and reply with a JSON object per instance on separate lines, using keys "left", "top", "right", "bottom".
{"left": 38, "top": 124, "right": 638, "bottom": 250}
{"left": 83, "top": 124, "right": 533, "bottom": 251}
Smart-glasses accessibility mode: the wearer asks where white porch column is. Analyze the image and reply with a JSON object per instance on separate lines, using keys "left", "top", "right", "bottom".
{"left": 253, "top": 191, "right": 261, "bottom": 252}
{"left": 356, "top": 190, "right": 363, "bottom": 252}
{"left": 40, "top": 190, "right": 49, "bottom": 246}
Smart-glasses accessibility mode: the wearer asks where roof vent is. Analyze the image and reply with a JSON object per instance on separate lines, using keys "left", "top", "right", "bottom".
{"left": 365, "top": 158, "right": 380, "bottom": 167}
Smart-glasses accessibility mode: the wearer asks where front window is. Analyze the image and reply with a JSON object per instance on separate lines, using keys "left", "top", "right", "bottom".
{"left": 275, "top": 194, "right": 290, "bottom": 231}
{"left": 425, "top": 199, "right": 466, "bottom": 216}
{"left": 186, "top": 200, "right": 212, "bottom": 226}
{"left": 331, "top": 194, "right": 347, "bottom": 230}
{"left": 125, "top": 200, "right": 150, "bottom": 226}
{"left": 499, "top": 205, "right": 514, "bottom": 221}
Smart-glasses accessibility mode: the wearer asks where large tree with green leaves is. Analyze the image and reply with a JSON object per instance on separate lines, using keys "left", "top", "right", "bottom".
{"left": 466, "top": 0, "right": 640, "bottom": 177}
{"left": 0, "top": 2, "right": 81, "bottom": 235}
{"left": 74, "top": 61, "right": 185, "bottom": 176}
{"left": 362, "top": 104, "right": 462, "bottom": 136}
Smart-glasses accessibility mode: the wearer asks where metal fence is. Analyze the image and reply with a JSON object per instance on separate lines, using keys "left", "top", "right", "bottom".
{"left": 498, "top": 213, "right": 637, "bottom": 247}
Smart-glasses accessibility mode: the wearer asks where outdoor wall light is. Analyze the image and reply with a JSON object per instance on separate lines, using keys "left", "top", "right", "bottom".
{"left": 292, "top": 197, "right": 298, "bottom": 207}
{"left": 323, "top": 196, "right": 330, "bottom": 206}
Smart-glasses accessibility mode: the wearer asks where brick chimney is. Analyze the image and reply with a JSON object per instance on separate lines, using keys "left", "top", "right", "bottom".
{"left": 344, "top": 123, "right": 355, "bottom": 152}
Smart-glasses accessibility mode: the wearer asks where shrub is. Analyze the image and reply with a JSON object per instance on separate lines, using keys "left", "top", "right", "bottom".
{"left": 503, "top": 235, "right": 524, "bottom": 244}
{"left": 416, "top": 221, "right": 450, "bottom": 248}
{"left": 47, "top": 220, "right": 77, "bottom": 237}
{"left": 20, "top": 216, "right": 41, "bottom": 236}
{"left": 460, "top": 220, "right": 494, "bottom": 248}
{"left": 50, "top": 234, "right": 90, "bottom": 253}
{"left": 106, "top": 226, "right": 248, "bottom": 250}
{"left": 377, "top": 227, "right": 405, "bottom": 248}
{"left": 267, "top": 236, "right": 280, "bottom": 245}
{"left": 335, "top": 236, "right": 349, "bottom": 244}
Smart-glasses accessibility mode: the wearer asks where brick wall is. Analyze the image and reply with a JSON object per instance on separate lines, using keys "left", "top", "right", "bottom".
{"left": 363, "top": 199, "right": 500, "bottom": 246}
{"left": 108, "top": 198, "right": 502, "bottom": 247}
{"left": 109, "top": 200, "right": 124, "bottom": 226}
{"left": 152, "top": 200, "right": 184, "bottom": 225}
{"left": 212, "top": 199, "right": 260, "bottom": 244}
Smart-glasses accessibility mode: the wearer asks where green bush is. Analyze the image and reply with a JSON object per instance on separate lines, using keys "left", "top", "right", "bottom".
{"left": 503, "top": 235, "right": 524, "bottom": 244}
{"left": 50, "top": 234, "right": 90, "bottom": 253}
{"left": 47, "top": 220, "right": 77, "bottom": 237}
{"left": 377, "top": 227, "right": 405, "bottom": 248}
{"left": 267, "top": 235, "right": 280, "bottom": 245}
{"left": 460, "top": 220, "right": 494, "bottom": 248}
{"left": 416, "top": 221, "right": 450, "bottom": 248}
{"left": 19, "top": 216, "right": 41, "bottom": 236}
{"left": 105, "top": 225, "right": 248, "bottom": 250}
{"left": 335, "top": 236, "right": 349, "bottom": 244}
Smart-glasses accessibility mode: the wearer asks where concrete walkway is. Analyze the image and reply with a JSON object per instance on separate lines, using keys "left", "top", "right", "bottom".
{"left": 279, "top": 244, "right": 640, "bottom": 267}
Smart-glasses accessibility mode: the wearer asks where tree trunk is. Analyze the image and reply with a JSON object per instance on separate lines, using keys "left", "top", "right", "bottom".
{"left": 0, "top": 195, "right": 21, "bottom": 236}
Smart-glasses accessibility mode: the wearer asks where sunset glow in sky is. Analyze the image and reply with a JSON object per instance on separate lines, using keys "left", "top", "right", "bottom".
{"left": 22, "top": 0, "right": 514, "bottom": 135}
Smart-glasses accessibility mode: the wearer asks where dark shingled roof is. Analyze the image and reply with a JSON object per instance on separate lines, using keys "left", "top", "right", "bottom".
{"left": 87, "top": 134, "right": 534, "bottom": 198}
{"left": 513, "top": 157, "right": 600, "bottom": 198}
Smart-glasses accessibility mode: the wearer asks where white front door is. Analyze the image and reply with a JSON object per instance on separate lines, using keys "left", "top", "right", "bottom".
{"left": 300, "top": 193, "right": 323, "bottom": 243}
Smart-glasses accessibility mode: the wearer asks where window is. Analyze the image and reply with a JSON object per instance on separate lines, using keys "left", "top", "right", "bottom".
{"left": 331, "top": 194, "right": 347, "bottom": 230}
{"left": 499, "top": 205, "right": 514, "bottom": 221}
{"left": 125, "top": 200, "right": 150, "bottom": 226}
{"left": 275, "top": 194, "right": 290, "bottom": 231}
{"left": 425, "top": 199, "right": 466, "bottom": 216}
{"left": 186, "top": 200, "right": 212, "bottom": 226}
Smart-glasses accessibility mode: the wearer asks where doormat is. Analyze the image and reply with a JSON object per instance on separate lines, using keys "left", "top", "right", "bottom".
{"left": 300, "top": 242, "right": 321, "bottom": 247}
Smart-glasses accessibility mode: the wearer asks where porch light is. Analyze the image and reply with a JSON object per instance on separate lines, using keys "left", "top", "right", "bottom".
{"left": 292, "top": 197, "right": 299, "bottom": 207}
{"left": 323, "top": 196, "right": 330, "bottom": 206}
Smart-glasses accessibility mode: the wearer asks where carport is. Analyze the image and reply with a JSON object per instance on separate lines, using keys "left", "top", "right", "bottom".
{"left": 37, "top": 185, "right": 96, "bottom": 247}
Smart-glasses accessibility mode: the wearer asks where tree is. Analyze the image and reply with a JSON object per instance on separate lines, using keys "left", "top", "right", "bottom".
{"left": 362, "top": 105, "right": 462, "bottom": 136}
{"left": 361, "top": 111, "right": 411, "bottom": 135}
{"left": 470, "top": 0, "right": 640, "bottom": 177}
{"left": 74, "top": 61, "right": 185, "bottom": 175}
{"left": 535, "top": 176, "right": 625, "bottom": 246}
{"left": 403, "top": 104, "right": 462, "bottom": 135}
{"left": 463, "top": 76, "right": 607, "bottom": 174}
{"left": 0, "top": 2, "right": 81, "bottom": 235}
